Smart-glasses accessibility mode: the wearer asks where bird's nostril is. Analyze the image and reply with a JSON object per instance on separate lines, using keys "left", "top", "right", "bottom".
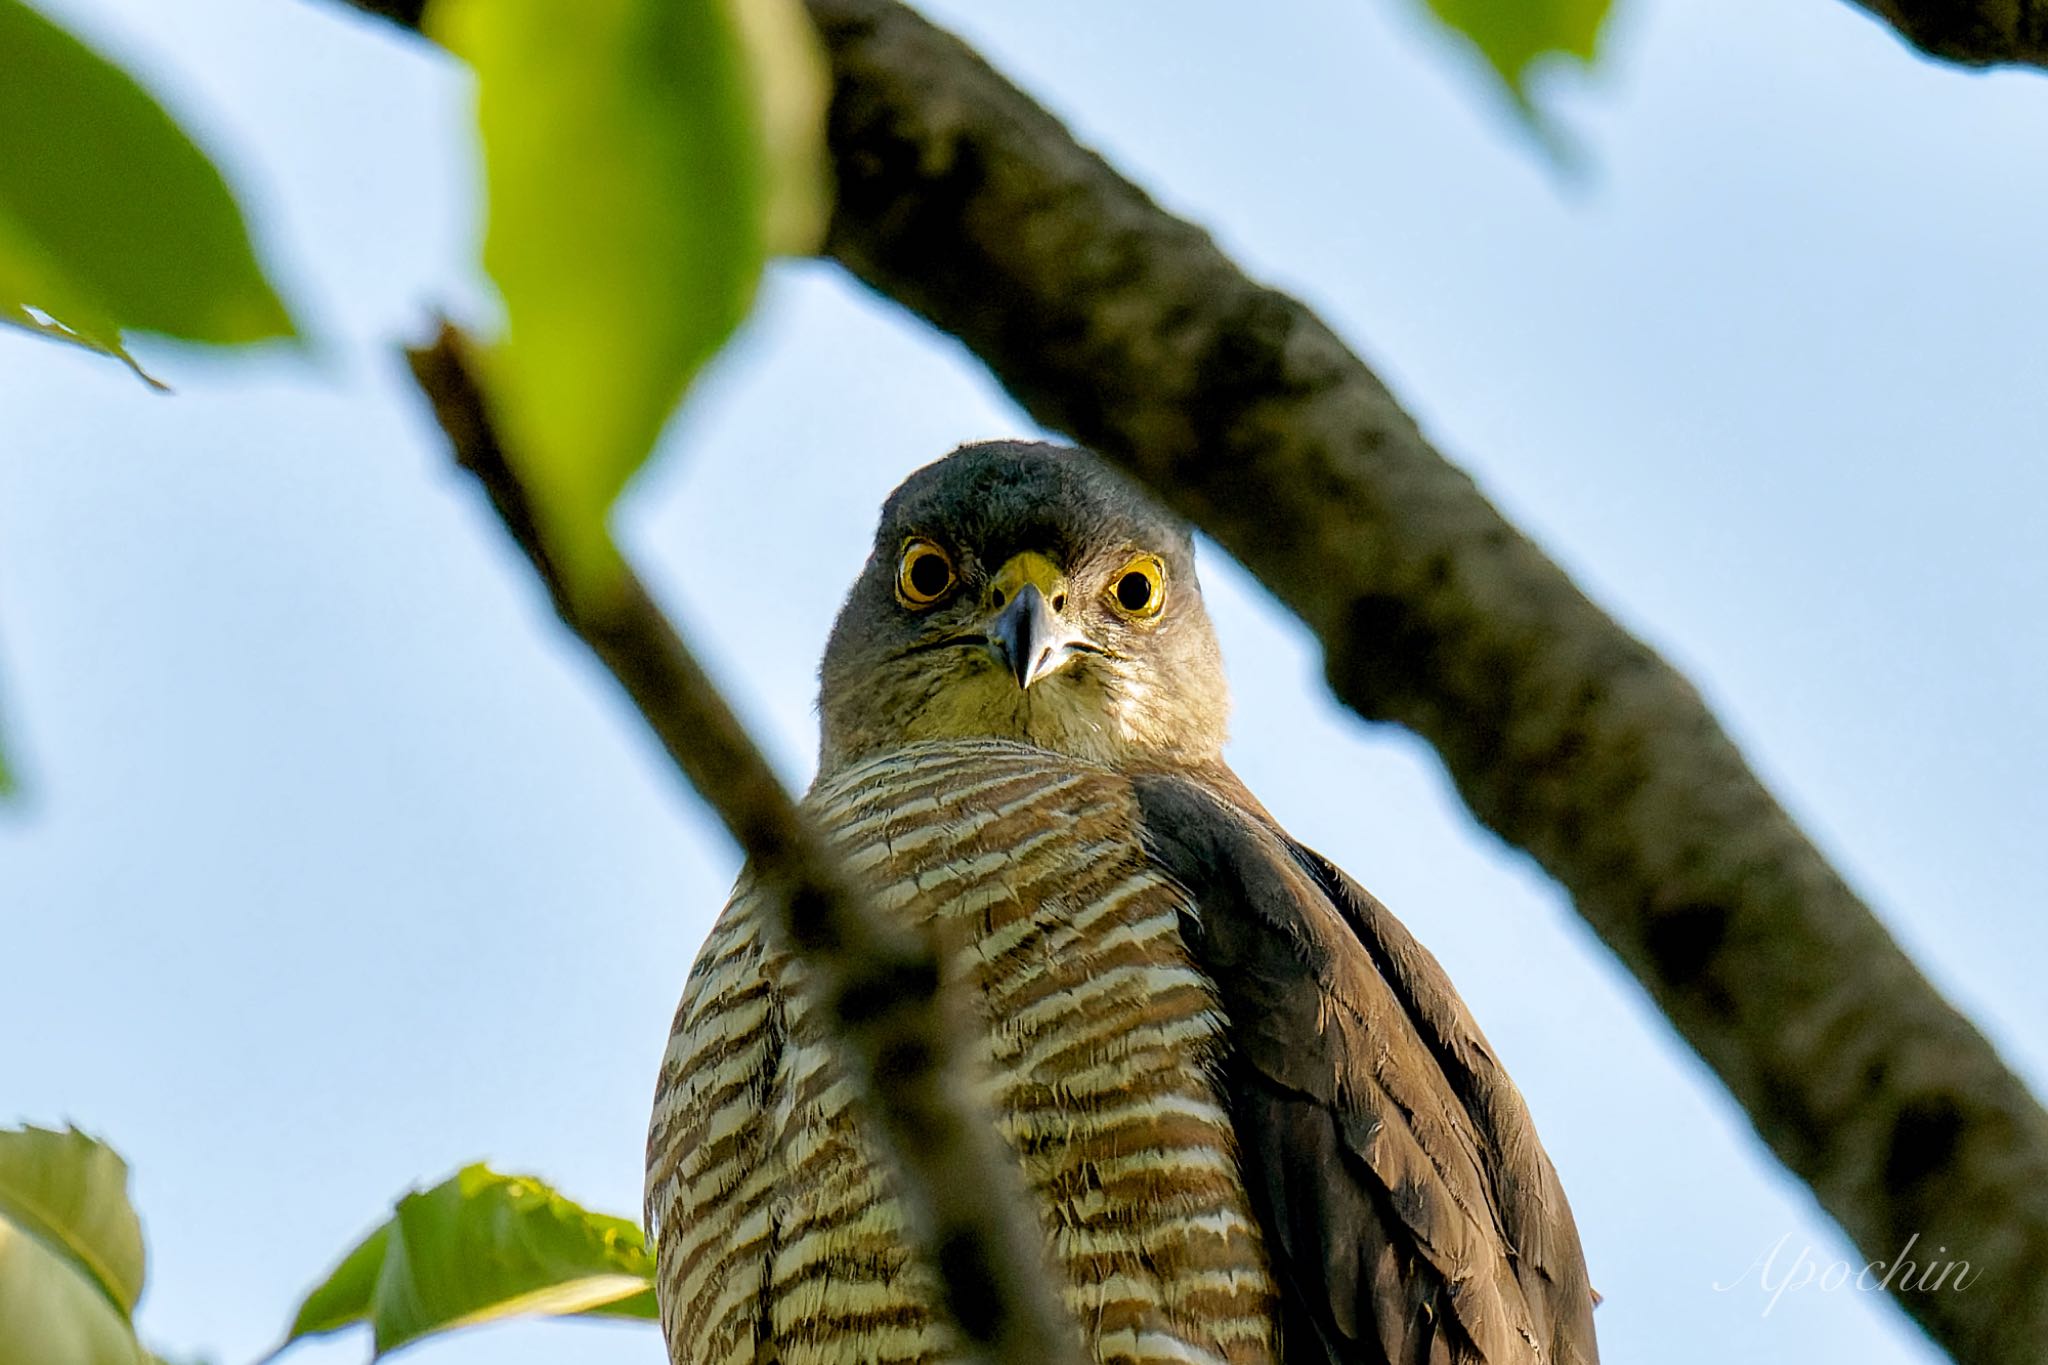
{"left": 1051, "top": 592, "right": 1066, "bottom": 612}
{"left": 992, "top": 588, "right": 1007, "bottom": 608}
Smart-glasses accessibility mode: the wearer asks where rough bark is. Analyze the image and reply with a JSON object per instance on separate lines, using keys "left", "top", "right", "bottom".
{"left": 801, "top": 3, "right": 2048, "bottom": 1362}
{"left": 404, "top": 325, "right": 1081, "bottom": 1365}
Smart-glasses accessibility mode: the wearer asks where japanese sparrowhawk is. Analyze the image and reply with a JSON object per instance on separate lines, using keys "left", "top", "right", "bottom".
{"left": 647, "top": 441, "right": 1600, "bottom": 1365}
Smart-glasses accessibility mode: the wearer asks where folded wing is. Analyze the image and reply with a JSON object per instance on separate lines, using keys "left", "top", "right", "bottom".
{"left": 1133, "top": 771, "right": 1599, "bottom": 1365}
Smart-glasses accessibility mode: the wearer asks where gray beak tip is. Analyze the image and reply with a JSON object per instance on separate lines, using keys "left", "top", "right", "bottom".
{"left": 992, "top": 584, "right": 1068, "bottom": 690}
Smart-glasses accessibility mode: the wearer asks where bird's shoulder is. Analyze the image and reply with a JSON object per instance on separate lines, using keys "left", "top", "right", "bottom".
{"left": 1126, "top": 763, "right": 1600, "bottom": 1365}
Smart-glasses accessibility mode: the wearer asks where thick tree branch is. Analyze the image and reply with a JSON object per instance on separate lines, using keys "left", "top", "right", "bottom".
{"left": 798, "top": 3, "right": 2048, "bottom": 1362}
{"left": 402, "top": 325, "right": 1079, "bottom": 1365}
{"left": 1847, "top": 0, "right": 2048, "bottom": 68}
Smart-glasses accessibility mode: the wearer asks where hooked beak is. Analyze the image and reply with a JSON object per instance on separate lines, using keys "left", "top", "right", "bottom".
{"left": 986, "top": 552, "right": 1095, "bottom": 689}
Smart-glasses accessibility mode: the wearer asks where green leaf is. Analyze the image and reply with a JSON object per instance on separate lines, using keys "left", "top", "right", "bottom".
{"left": 0, "top": 0, "right": 297, "bottom": 358}
{"left": 281, "top": 1224, "right": 390, "bottom": 1341}
{"left": 268, "top": 1164, "right": 657, "bottom": 1362}
{"left": 726, "top": 0, "right": 832, "bottom": 256}
{"left": 1417, "top": 0, "right": 1611, "bottom": 113}
{"left": 0, "top": 640, "right": 25, "bottom": 802}
{"left": 1, "top": 302, "right": 167, "bottom": 389}
{"left": 428, "top": 0, "right": 829, "bottom": 592}
{"left": 0, "top": 1124, "right": 149, "bottom": 1365}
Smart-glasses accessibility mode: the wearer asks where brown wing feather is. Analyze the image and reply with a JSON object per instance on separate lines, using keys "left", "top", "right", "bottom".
{"left": 1133, "top": 769, "right": 1599, "bottom": 1365}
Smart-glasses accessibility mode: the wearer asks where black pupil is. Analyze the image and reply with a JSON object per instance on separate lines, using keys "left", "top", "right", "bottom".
{"left": 1117, "top": 570, "right": 1153, "bottom": 611}
{"left": 908, "top": 551, "right": 950, "bottom": 597}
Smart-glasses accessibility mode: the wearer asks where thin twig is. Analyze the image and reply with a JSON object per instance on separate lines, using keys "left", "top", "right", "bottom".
{"left": 403, "top": 324, "right": 1079, "bottom": 1365}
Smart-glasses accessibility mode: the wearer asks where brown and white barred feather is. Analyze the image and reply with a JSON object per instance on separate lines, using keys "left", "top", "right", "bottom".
{"left": 646, "top": 740, "right": 1283, "bottom": 1365}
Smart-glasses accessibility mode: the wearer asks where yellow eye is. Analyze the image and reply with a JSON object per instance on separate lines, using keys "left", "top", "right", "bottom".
{"left": 1106, "top": 554, "right": 1166, "bottom": 619}
{"left": 896, "top": 538, "right": 956, "bottom": 607}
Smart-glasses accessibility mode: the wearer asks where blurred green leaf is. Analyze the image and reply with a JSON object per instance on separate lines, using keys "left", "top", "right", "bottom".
{"left": 0, "top": 0, "right": 296, "bottom": 362}
{"left": 727, "top": 0, "right": 831, "bottom": 256}
{"left": 1418, "top": 0, "right": 1611, "bottom": 114}
{"left": 281, "top": 1223, "right": 390, "bottom": 1342}
{"left": 0, "top": 627, "right": 26, "bottom": 802}
{"left": 0, "top": 1124, "right": 149, "bottom": 1365}
{"left": 428, "top": 0, "right": 828, "bottom": 592}
{"left": 268, "top": 1164, "right": 657, "bottom": 1362}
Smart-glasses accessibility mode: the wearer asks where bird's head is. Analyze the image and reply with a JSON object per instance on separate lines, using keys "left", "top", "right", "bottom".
{"left": 818, "top": 441, "right": 1230, "bottom": 773}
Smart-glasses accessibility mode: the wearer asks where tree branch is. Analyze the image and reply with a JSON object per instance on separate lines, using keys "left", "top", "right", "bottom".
{"left": 798, "top": 2, "right": 2048, "bottom": 1362}
{"left": 1846, "top": 0, "right": 2048, "bottom": 68}
{"left": 402, "top": 324, "right": 1079, "bottom": 1365}
{"left": 336, "top": 0, "right": 424, "bottom": 30}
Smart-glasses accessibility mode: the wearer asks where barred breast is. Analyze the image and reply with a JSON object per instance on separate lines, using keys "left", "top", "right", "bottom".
{"left": 647, "top": 740, "right": 1281, "bottom": 1365}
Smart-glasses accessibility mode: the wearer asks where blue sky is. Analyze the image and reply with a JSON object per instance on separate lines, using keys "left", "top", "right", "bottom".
{"left": 3, "top": 1, "right": 2044, "bottom": 1363}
